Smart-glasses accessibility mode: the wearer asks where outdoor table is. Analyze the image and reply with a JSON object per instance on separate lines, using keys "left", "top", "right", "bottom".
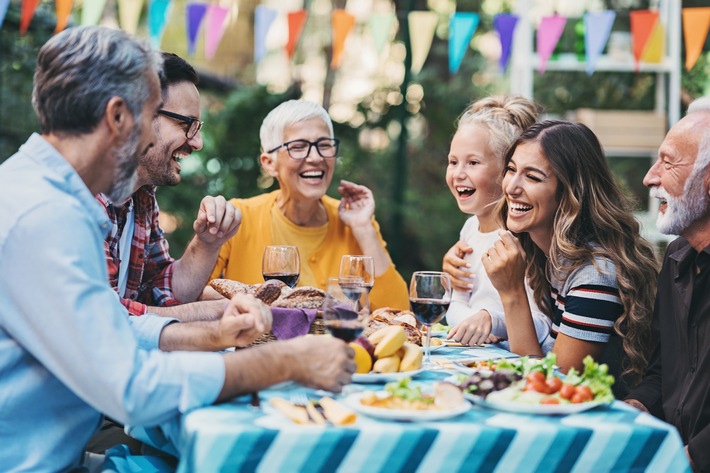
{"left": 130, "top": 344, "right": 691, "bottom": 473}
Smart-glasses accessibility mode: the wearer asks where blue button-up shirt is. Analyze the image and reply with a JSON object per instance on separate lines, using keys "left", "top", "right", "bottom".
{"left": 0, "top": 134, "right": 225, "bottom": 471}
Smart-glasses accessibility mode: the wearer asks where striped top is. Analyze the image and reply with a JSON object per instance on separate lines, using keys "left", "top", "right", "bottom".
{"left": 549, "top": 256, "right": 623, "bottom": 342}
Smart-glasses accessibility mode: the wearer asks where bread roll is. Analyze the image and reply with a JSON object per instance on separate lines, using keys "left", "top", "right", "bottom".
{"left": 272, "top": 286, "right": 325, "bottom": 309}
{"left": 254, "top": 279, "right": 288, "bottom": 305}
{"left": 209, "top": 279, "right": 256, "bottom": 299}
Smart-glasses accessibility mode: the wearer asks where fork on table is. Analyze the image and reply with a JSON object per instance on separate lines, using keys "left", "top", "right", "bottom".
{"left": 290, "top": 391, "right": 327, "bottom": 425}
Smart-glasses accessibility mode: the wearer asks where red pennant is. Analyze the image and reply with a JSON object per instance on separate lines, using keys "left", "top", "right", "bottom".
{"left": 630, "top": 10, "right": 659, "bottom": 66}
{"left": 286, "top": 10, "right": 308, "bottom": 59}
{"left": 20, "top": 0, "right": 40, "bottom": 35}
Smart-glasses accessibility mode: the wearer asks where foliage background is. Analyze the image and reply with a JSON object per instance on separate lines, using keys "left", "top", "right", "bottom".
{"left": 1, "top": 0, "right": 709, "bottom": 283}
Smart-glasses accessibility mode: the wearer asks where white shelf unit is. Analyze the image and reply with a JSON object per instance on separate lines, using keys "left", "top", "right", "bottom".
{"left": 508, "top": 0, "right": 682, "bottom": 246}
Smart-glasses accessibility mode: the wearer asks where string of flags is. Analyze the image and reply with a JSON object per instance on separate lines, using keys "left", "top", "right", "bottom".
{"left": 2, "top": 1, "right": 710, "bottom": 74}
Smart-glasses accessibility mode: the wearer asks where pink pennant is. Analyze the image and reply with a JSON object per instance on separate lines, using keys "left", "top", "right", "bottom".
{"left": 204, "top": 5, "right": 230, "bottom": 60}
{"left": 537, "top": 16, "right": 567, "bottom": 74}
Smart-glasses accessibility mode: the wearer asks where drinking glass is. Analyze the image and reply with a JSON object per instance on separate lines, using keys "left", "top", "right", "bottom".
{"left": 262, "top": 245, "right": 300, "bottom": 288}
{"left": 322, "top": 277, "right": 369, "bottom": 342}
{"left": 338, "top": 255, "right": 375, "bottom": 301}
{"left": 409, "top": 271, "right": 452, "bottom": 367}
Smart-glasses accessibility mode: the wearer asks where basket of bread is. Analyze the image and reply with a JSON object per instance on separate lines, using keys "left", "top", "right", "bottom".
{"left": 210, "top": 278, "right": 327, "bottom": 344}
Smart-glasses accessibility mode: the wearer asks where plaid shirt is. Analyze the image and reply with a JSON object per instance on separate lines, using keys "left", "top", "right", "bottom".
{"left": 97, "top": 187, "right": 179, "bottom": 315}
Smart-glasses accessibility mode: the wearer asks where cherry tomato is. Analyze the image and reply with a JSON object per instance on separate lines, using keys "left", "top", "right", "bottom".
{"left": 545, "top": 377, "right": 563, "bottom": 394}
{"left": 575, "top": 386, "right": 594, "bottom": 402}
{"left": 559, "top": 383, "right": 576, "bottom": 400}
{"left": 526, "top": 371, "right": 545, "bottom": 384}
{"left": 540, "top": 397, "right": 560, "bottom": 405}
{"left": 528, "top": 380, "right": 548, "bottom": 393}
{"left": 570, "top": 393, "right": 585, "bottom": 404}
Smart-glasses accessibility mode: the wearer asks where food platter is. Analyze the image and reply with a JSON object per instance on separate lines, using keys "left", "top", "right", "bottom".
{"left": 344, "top": 391, "right": 470, "bottom": 421}
{"left": 351, "top": 369, "right": 423, "bottom": 384}
{"left": 466, "top": 392, "right": 607, "bottom": 415}
{"left": 452, "top": 358, "right": 505, "bottom": 375}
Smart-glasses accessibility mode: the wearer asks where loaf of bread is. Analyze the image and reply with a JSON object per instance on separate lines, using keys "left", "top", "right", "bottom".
{"left": 254, "top": 279, "right": 288, "bottom": 305}
{"left": 209, "top": 279, "right": 256, "bottom": 299}
{"left": 208, "top": 279, "right": 325, "bottom": 309}
{"left": 272, "top": 286, "right": 325, "bottom": 309}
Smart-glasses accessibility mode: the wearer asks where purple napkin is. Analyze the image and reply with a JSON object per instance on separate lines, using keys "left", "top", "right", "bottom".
{"left": 270, "top": 307, "right": 318, "bottom": 340}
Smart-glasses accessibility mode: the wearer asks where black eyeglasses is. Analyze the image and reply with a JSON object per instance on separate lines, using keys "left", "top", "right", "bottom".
{"left": 157, "top": 109, "right": 204, "bottom": 139}
{"left": 267, "top": 138, "right": 340, "bottom": 160}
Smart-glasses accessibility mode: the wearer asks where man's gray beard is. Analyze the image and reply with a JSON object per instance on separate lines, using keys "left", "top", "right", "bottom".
{"left": 656, "top": 168, "right": 710, "bottom": 235}
{"left": 106, "top": 127, "right": 141, "bottom": 203}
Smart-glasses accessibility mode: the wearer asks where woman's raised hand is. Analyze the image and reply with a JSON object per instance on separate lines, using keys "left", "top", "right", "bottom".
{"left": 482, "top": 230, "right": 527, "bottom": 295}
{"left": 337, "top": 180, "right": 375, "bottom": 228}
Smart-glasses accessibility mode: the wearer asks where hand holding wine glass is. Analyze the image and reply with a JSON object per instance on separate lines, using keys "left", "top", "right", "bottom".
{"left": 338, "top": 255, "right": 375, "bottom": 300}
{"left": 262, "top": 245, "right": 300, "bottom": 288}
{"left": 409, "top": 271, "right": 452, "bottom": 367}
{"left": 323, "top": 277, "right": 369, "bottom": 342}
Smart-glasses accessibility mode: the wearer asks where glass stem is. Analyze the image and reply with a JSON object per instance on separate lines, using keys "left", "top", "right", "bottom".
{"left": 425, "top": 325, "right": 432, "bottom": 366}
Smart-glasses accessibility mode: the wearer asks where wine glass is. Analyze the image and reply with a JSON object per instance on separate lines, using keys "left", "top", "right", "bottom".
{"left": 322, "top": 277, "right": 369, "bottom": 342}
{"left": 262, "top": 245, "right": 300, "bottom": 288}
{"left": 338, "top": 255, "right": 375, "bottom": 301}
{"left": 409, "top": 271, "right": 452, "bottom": 368}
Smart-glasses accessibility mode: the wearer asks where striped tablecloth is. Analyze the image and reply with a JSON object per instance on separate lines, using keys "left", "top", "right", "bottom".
{"left": 134, "top": 345, "right": 691, "bottom": 473}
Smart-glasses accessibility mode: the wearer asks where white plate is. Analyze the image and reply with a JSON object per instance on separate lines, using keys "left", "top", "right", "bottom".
{"left": 344, "top": 392, "right": 470, "bottom": 421}
{"left": 466, "top": 392, "right": 606, "bottom": 415}
{"left": 452, "top": 358, "right": 507, "bottom": 375}
{"left": 351, "top": 369, "right": 423, "bottom": 384}
{"left": 422, "top": 343, "right": 445, "bottom": 353}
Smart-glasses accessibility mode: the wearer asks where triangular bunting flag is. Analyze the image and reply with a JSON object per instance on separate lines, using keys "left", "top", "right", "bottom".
{"left": 641, "top": 21, "right": 664, "bottom": 63}
{"left": 0, "top": 0, "right": 9, "bottom": 30}
{"left": 55, "top": 0, "right": 74, "bottom": 33}
{"left": 682, "top": 7, "right": 710, "bottom": 71}
{"left": 494, "top": 13, "right": 518, "bottom": 72}
{"left": 148, "top": 0, "right": 172, "bottom": 48}
{"left": 630, "top": 10, "right": 659, "bottom": 68}
{"left": 331, "top": 9, "right": 356, "bottom": 69}
{"left": 584, "top": 10, "right": 616, "bottom": 74}
{"left": 254, "top": 5, "right": 278, "bottom": 63}
{"left": 204, "top": 5, "right": 230, "bottom": 60}
{"left": 449, "top": 12, "right": 479, "bottom": 74}
{"left": 118, "top": 0, "right": 145, "bottom": 35}
{"left": 537, "top": 16, "right": 566, "bottom": 74}
{"left": 408, "top": 11, "right": 438, "bottom": 74}
{"left": 20, "top": 0, "right": 40, "bottom": 35}
{"left": 369, "top": 12, "right": 395, "bottom": 57}
{"left": 286, "top": 10, "right": 308, "bottom": 59}
{"left": 186, "top": 3, "right": 208, "bottom": 57}
{"left": 81, "top": 0, "right": 107, "bottom": 26}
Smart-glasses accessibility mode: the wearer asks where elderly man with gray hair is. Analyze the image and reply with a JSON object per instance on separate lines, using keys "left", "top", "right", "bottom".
{"left": 625, "top": 97, "right": 710, "bottom": 472}
{"left": 0, "top": 26, "right": 354, "bottom": 472}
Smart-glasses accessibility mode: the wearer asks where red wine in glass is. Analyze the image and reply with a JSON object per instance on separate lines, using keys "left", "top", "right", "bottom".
{"left": 410, "top": 298, "right": 450, "bottom": 325}
{"left": 262, "top": 272, "right": 299, "bottom": 288}
{"left": 324, "top": 319, "right": 364, "bottom": 342}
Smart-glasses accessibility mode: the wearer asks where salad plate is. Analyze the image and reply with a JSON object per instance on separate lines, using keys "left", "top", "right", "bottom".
{"left": 467, "top": 391, "right": 607, "bottom": 415}
{"left": 351, "top": 369, "right": 423, "bottom": 384}
{"left": 343, "top": 391, "right": 470, "bottom": 421}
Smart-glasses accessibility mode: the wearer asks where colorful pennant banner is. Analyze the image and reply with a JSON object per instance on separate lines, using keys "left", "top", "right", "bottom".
{"left": 81, "top": 0, "right": 107, "bottom": 26}
{"left": 682, "top": 7, "right": 710, "bottom": 71}
{"left": 254, "top": 5, "right": 278, "bottom": 63}
{"left": 409, "top": 11, "right": 438, "bottom": 74}
{"left": 148, "top": 0, "right": 172, "bottom": 48}
{"left": 118, "top": 0, "right": 145, "bottom": 35}
{"left": 494, "top": 13, "right": 518, "bottom": 72}
{"left": 585, "top": 10, "right": 616, "bottom": 74}
{"left": 369, "top": 12, "right": 395, "bottom": 57}
{"left": 20, "top": 0, "right": 40, "bottom": 35}
{"left": 286, "top": 10, "right": 308, "bottom": 59}
{"left": 186, "top": 2, "right": 208, "bottom": 57}
{"left": 0, "top": 0, "right": 9, "bottom": 30}
{"left": 54, "top": 0, "right": 73, "bottom": 33}
{"left": 331, "top": 9, "right": 356, "bottom": 69}
{"left": 642, "top": 21, "right": 664, "bottom": 63}
{"left": 204, "top": 5, "right": 230, "bottom": 60}
{"left": 449, "top": 12, "right": 479, "bottom": 74}
{"left": 630, "top": 9, "right": 659, "bottom": 69}
{"left": 537, "top": 16, "right": 566, "bottom": 73}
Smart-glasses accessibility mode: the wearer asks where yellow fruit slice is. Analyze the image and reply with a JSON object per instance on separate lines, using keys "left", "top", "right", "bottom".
{"left": 349, "top": 342, "right": 373, "bottom": 374}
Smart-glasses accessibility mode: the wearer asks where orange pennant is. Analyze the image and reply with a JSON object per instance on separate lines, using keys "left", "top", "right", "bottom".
{"left": 630, "top": 10, "right": 659, "bottom": 66}
{"left": 20, "top": 0, "right": 40, "bottom": 35}
{"left": 641, "top": 22, "right": 664, "bottom": 63}
{"left": 286, "top": 10, "right": 308, "bottom": 59}
{"left": 682, "top": 7, "right": 710, "bottom": 71}
{"left": 331, "top": 10, "right": 356, "bottom": 69}
{"left": 55, "top": 0, "right": 74, "bottom": 33}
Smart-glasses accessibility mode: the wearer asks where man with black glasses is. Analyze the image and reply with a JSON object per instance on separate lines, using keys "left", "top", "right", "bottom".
{"left": 97, "top": 53, "right": 237, "bottom": 322}
{"left": 209, "top": 99, "right": 409, "bottom": 311}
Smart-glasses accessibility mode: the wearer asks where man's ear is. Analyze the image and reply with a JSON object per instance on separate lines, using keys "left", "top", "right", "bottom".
{"left": 104, "top": 96, "right": 132, "bottom": 138}
{"left": 260, "top": 152, "right": 278, "bottom": 177}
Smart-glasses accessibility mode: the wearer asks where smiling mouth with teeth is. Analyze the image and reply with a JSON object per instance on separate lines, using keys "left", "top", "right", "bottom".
{"left": 456, "top": 186, "right": 475, "bottom": 197}
{"left": 300, "top": 170, "right": 325, "bottom": 179}
{"left": 509, "top": 203, "right": 533, "bottom": 213}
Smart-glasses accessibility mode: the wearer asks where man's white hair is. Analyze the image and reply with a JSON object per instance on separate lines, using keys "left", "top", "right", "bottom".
{"left": 686, "top": 97, "right": 710, "bottom": 174}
